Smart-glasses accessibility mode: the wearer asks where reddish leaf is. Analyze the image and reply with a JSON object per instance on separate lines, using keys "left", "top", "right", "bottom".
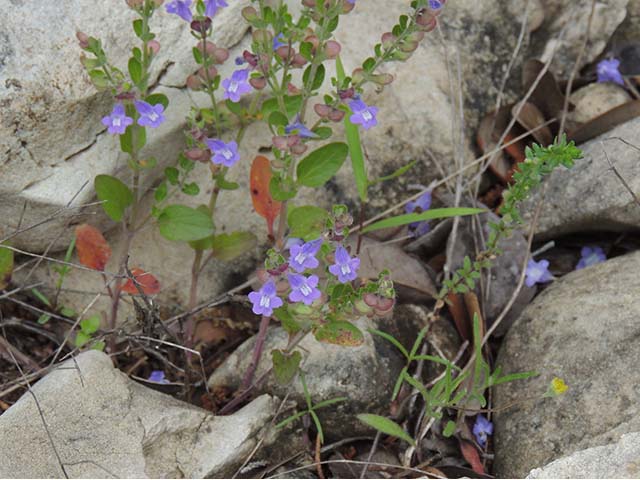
{"left": 121, "top": 268, "right": 161, "bottom": 295}
{"left": 250, "top": 155, "right": 281, "bottom": 237}
{"left": 75, "top": 224, "right": 112, "bottom": 271}
{"left": 459, "top": 439, "right": 485, "bottom": 475}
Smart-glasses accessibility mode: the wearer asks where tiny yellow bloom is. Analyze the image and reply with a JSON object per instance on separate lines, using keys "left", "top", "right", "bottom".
{"left": 548, "top": 377, "right": 568, "bottom": 396}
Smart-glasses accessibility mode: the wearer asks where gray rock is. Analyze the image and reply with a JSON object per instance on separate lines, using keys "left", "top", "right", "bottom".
{"left": 527, "top": 431, "right": 640, "bottom": 479}
{"left": 568, "top": 82, "right": 631, "bottom": 125}
{"left": 531, "top": 0, "right": 628, "bottom": 79}
{"left": 522, "top": 116, "right": 640, "bottom": 240}
{"left": 208, "top": 316, "right": 405, "bottom": 439}
{"left": 493, "top": 251, "right": 640, "bottom": 478}
{"left": 0, "top": 350, "right": 281, "bottom": 478}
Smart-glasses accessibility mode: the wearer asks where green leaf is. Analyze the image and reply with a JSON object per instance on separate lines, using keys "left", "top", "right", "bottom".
{"left": 268, "top": 111, "right": 289, "bottom": 127}
{"left": 94, "top": 175, "right": 134, "bottom": 222}
{"left": 75, "top": 331, "right": 91, "bottom": 348}
{"left": 356, "top": 414, "right": 415, "bottom": 446}
{"left": 261, "top": 95, "right": 302, "bottom": 120}
{"left": 490, "top": 370, "right": 539, "bottom": 387}
{"left": 303, "top": 63, "right": 325, "bottom": 91}
{"left": 155, "top": 181, "right": 168, "bottom": 202}
{"left": 145, "top": 93, "right": 169, "bottom": 109}
{"left": 132, "top": 19, "right": 143, "bottom": 38}
{"left": 313, "top": 396, "right": 348, "bottom": 410}
{"left": 313, "top": 126, "right": 332, "bottom": 139}
{"left": 128, "top": 57, "right": 143, "bottom": 85}
{"left": 37, "top": 314, "right": 51, "bottom": 325}
{"left": 310, "top": 409, "right": 324, "bottom": 444}
{"left": 211, "top": 232, "right": 257, "bottom": 261}
{"left": 216, "top": 176, "right": 239, "bottom": 191}
{"left": 443, "top": 420, "right": 457, "bottom": 437}
{"left": 362, "top": 207, "right": 485, "bottom": 233}
{"left": 270, "top": 174, "right": 298, "bottom": 201}
{"left": 287, "top": 206, "right": 328, "bottom": 240}
{"left": 92, "top": 340, "right": 106, "bottom": 351}
{"left": 80, "top": 315, "right": 101, "bottom": 335}
{"left": 0, "top": 242, "right": 14, "bottom": 289}
{"left": 182, "top": 182, "right": 200, "bottom": 196}
{"left": 60, "top": 307, "right": 77, "bottom": 318}
{"left": 271, "top": 349, "right": 302, "bottom": 385}
{"left": 119, "top": 122, "right": 146, "bottom": 154}
{"left": 273, "top": 307, "right": 302, "bottom": 334}
{"left": 296, "top": 143, "right": 349, "bottom": 187}
{"left": 165, "top": 167, "right": 180, "bottom": 185}
{"left": 368, "top": 328, "right": 409, "bottom": 359}
{"left": 157, "top": 205, "right": 214, "bottom": 242}
{"left": 314, "top": 321, "right": 364, "bottom": 346}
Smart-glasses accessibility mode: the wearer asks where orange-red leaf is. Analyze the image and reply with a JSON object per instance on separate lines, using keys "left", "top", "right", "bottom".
{"left": 121, "top": 268, "right": 161, "bottom": 295}
{"left": 75, "top": 224, "right": 112, "bottom": 271}
{"left": 459, "top": 439, "right": 485, "bottom": 475}
{"left": 250, "top": 155, "right": 281, "bottom": 237}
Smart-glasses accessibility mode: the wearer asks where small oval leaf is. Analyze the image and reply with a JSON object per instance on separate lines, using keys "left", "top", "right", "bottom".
{"left": 94, "top": 175, "right": 134, "bottom": 222}
{"left": 75, "top": 224, "right": 112, "bottom": 271}
{"left": 356, "top": 414, "right": 416, "bottom": 446}
{"left": 157, "top": 205, "right": 214, "bottom": 242}
{"left": 296, "top": 143, "right": 349, "bottom": 188}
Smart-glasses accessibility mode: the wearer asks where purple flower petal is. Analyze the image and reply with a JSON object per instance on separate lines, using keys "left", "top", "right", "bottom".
{"left": 101, "top": 103, "right": 134, "bottom": 135}
{"left": 248, "top": 280, "right": 282, "bottom": 316}
{"left": 135, "top": 100, "right": 165, "bottom": 128}
{"left": 205, "top": 138, "right": 240, "bottom": 167}
{"left": 597, "top": 58, "right": 625, "bottom": 86}
{"left": 165, "top": 0, "right": 192, "bottom": 22}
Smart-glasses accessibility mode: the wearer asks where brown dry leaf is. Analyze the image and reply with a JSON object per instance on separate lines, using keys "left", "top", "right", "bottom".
{"left": 75, "top": 224, "right": 112, "bottom": 271}
{"left": 350, "top": 236, "right": 437, "bottom": 300}
{"left": 512, "top": 101, "right": 553, "bottom": 146}
{"left": 522, "top": 59, "right": 570, "bottom": 122}
{"left": 567, "top": 100, "right": 640, "bottom": 145}
{"left": 477, "top": 106, "right": 514, "bottom": 183}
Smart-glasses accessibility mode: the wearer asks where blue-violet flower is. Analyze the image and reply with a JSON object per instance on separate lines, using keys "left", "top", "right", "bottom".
{"left": 289, "top": 239, "right": 322, "bottom": 273}
{"left": 405, "top": 191, "right": 432, "bottom": 237}
{"left": 597, "top": 58, "right": 624, "bottom": 86}
{"left": 134, "top": 100, "right": 166, "bottom": 128}
{"left": 525, "top": 259, "right": 554, "bottom": 287}
{"left": 472, "top": 415, "right": 493, "bottom": 447}
{"left": 165, "top": 0, "right": 192, "bottom": 22}
{"left": 288, "top": 274, "right": 321, "bottom": 305}
{"left": 204, "top": 0, "right": 227, "bottom": 18}
{"left": 101, "top": 103, "right": 133, "bottom": 135}
{"left": 248, "top": 281, "right": 283, "bottom": 316}
{"left": 329, "top": 246, "right": 360, "bottom": 283}
{"left": 285, "top": 115, "right": 318, "bottom": 138}
{"left": 222, "top": 69, "right": 252, "bottom": 103}
{"left": 349, "top": 99, "right": 379, "bottom": 130}
{"left": 148, "top": 370, "right": 170, "bottom": 384}
{"left": 575, "top": 246, "right": 606, "bottom": 270}
{"left": 205, "top": 139, "right": 240, "bottom": 167}
{"left": 273, "top": 33, "right": 287, "bottom": 51}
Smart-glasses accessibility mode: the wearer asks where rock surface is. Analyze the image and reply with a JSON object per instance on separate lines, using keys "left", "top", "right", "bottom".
{"left": 526, "top": 431, "right": 640, "bottom": 479}
{"left": 208, "top": 315, "right": 407, "bottom": 439}
{"left": 493, "top": 251, "right": 640, "bottom": 477}
{"left": 0, "top": 350, "right": 281, "bottom": 478}
{"left": 531, "top": 0, "right": 628, "bottom": 78}
{"left": 522, "top": 117, "right": 640, "bottom": 240}
{"left": 568, "top": 82, "right": 631, "bottom": 125}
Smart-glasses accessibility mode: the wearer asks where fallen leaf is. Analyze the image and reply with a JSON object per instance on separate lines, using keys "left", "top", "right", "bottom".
{"left": 567, "top": 100, "right": 640, "bottom": 145}
{"left": 250, "top": 155, "right": 281, "bottom": 237}
{"left": 121, "top": 268, "right": 160, "bottom": 295}
{"left": 75, "top": 224, "right": 112, "bottom": 271}
{"left": 512, "top": 101, "right": 553, "bottom": 146}
{"left": 459, "top": 439, "right": 485, "bottom": 475}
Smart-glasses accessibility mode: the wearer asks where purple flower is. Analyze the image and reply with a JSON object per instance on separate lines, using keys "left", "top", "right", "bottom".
{"left": 148, "top": 370, "right": 170, "bottom": 384}
{"left": 597, "top": 58, "right": 624, "bottom": 86}
{"left": 405, "top": 191, "right": 432, "bottom": 237}
{"left": 576, "top": 246, "right": 606, "bottom": 270}
{"left": 285, "top": 115, "right": 318, "bottom": 138}
{"left": 472, "top": 415, "right": 493, "bottom": 447}
{"left": 101, "top": 103, "right": 134, "bottom": 135}
{"left": 289, "top": 239, "right": 322, "bottom": 273}
{"left": 285, "top": 237, "right": 304, "bottom": 250}
{"left": 525, "top": 259, "right": 554, "bottom": 287}
{"left": 273, "top": 33, "right": 287, "bottom": 51}
{"left": 429, "top": 0, "right": 443, "bottom": 10}
{"left": 248, "top": 281, "right": 283, "bottom": 317}
{"left": 347, "top": 0, "right": 355, "bottom": 4}
{"left": 204, "top": 0, "right": 228, "bottom": 18}
{"left": 205, "top": 139, "right": 240, "bottom": 167}
{"left": 329, "top": 246, "right": 360, "bottom": 283}
{"left": 165, "top": 0, "right": 192, "bottom": 22}
{"left": 349, "top": 99, "right": 379, "bottom": 130}
{"left": 288, "top": 274, "right": 321, "bottom": 305}
{"left": 222, "top": 69, "right": 252, "bottom": 103}
{"left": 134, "top": 100, "right": 166, "bottom": 128}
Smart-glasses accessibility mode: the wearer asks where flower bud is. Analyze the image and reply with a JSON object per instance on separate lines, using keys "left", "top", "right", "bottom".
{"left": 241, "top": 6, "right": 259, "bottom": 22}
{"left": 314, "top": 104, "right": 332, "bottom": 118}
{"left": 290, "top": 143, "right": 308, "bottom": 155}
{"left": 272, "top": 136, "right": 288, "bottom": 150}
{"left": 287, "top": 83, "right": 302, "bottom": 95}
{"left": 76, "top": 31, "right": 90, "bottom": 49}
{"left": 186, "top": 74, "right": 203, "bottom": 90}
{"left": 327, "top": 108, "right": 345, "bottom": 122}
{"left": 303, "top": 35, "right": 320, "bottom": 53}
{"left": 213, "top": 47, "right": 229, "bottom": 64}
{"left": 198, "top": 65, "right": 218, "bottom": 81}
{"left": 191, "top": 18, "right": 212, "bottom": 34}
{"left": 147, "top": 40, "right": 161, "bottom": 55}
{"left": 291, "top": 53, "right": 308, "bottom": 68}
{"left": 351, "top": 68, "right": 366, "bottom": 84}
{"left": 342, "top": 0, "right": 355, "bottom": 13}
{"left": 243, "top": 50, "right": 259, "bottom": 67}
{"left": 416, "top": 8, "right": 437, "bottom": 31}
{"left": 250, "top": 76, "right": 267, "bottom": 90}
{"left": 371, "top": 73, "right": 394, "bottom": 85}
{"left": 126, "top": 0, "right": 144, "bottom": 8}
{"left": 381, "top": 32, "right": 396, "bottom": 49}
{"left": 355, "top": 298, "right": 374, "bottom": 314}
{"left": 276, "top": 45, "right": 293, "bottom": 61}
{"left": 252, "top": 29, "right": 271, "bottom": 45}
{"left": 338, "top": 87, "right": 355, "bottom": 100}
{"left": 324, "top": 40, "right": 341, "bottom": 59}
{"left": 302, "top": 0, "right": 315, "bottom": 7}
{"left": 184, "top": 148, "right": 208, "bottom": 162}
{"left": 198, "top": 40, "right": 217, "bottom": 56}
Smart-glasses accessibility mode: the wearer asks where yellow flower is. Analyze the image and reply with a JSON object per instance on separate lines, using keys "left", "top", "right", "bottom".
{"left": 544, "top": 377, "right": 568, "bottom": 397}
